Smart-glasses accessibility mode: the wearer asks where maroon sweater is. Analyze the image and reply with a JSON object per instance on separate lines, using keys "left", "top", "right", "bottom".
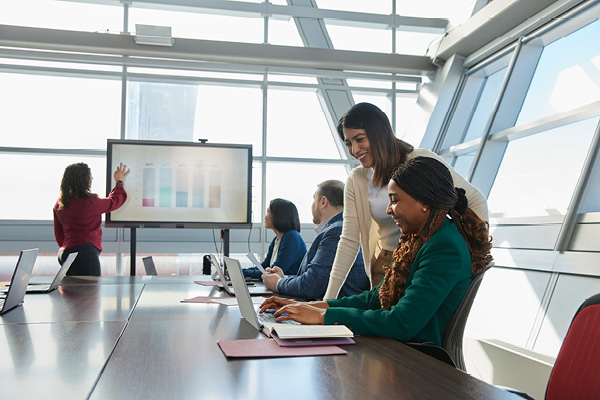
{"left": 53, "top": 183, "right": 127, "bottom": 252}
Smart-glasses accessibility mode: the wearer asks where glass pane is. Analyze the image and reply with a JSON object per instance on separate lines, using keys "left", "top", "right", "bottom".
{"left": 353, "top": 94, "right": 418, "bottom": 142}
{"left": 127, "top": 82, "right": 263, "bottom": 155}
{"left": 395, "top": 95, "right": 421, "bottom": 143}
{"left": 193, "top": 85, "right": 263, "bottom": 156}
{"left": 0, "top": 58, "right": 121, "bottom": 73}
{"left": 267, "top": 89, "right": 340, "bottom": 158}
{"left": 395, "top": 31, "right": 443, "bottom": 56}
{"left": 268, "top": 74, "right": 317, "bottom": 84}
{"left": 252, "top": 162, "right": 263, "bottom": 223}
{"left": 452, "top": 153, "right": 475, "bottom": 179}
{"left": 130, "top": 8, "right": 263, "bottom": 44}
{"left": 0, "top": 0, "right": 123, "bottom": 33}
{"left": 127, "top": 81, "right": 198, "bottom": 142}
{"left": 487, "top": 117, "right": 599, "bottom": 218}
{"left": 128, "top": 68, "right": 263, "bottom": 82}
{"left": 347, "top": 79, "right": 392, "bottom": 89}
{"left": 269, "top": 18, "right": 304, "bottom": 46}
{"left": 353, "top": 94, "right": 392, "bottom": 122}
{"left": 315, "top": 0, "right": 391, "bottom": 14}
{"left": 0, "top": 72, "right": 121, "bottom": 149}
{"left": 394, "top": 0, "right": 477, "bottom": 19}
{"left": 0, "top": 154, "right": 106, "bottom": 220}
{"left": 325, "top": 24, "right": 391, "bottom": 53}
{"left": 462, "top": 67, "right": 507, "bottom": 143}
{"left": 517, "top": 19, "right": 600, "bottom": 125}
{"left": 266, "top": 162, "right": 349, "bottom": 223}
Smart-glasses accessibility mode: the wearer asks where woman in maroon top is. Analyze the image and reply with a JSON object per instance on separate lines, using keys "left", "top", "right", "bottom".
{"left": 53, "top": 162, "right": 130, "bottom": 276}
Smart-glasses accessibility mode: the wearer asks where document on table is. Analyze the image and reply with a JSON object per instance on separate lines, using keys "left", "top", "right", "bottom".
{"left": 246, "top": 252, "right": 266, "bottom": 274}
{"left": 180, "top": 296, "right": 266, "bottom": 305}
{"left": 180, "top": 296, "right": 227, "bottom": 304}
{"left": 211, "top": 297, "right": 267, "bottom": 306}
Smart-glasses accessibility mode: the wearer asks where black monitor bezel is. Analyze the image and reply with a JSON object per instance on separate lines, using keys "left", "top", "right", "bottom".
{"left": 105, "top": 139, "right": 253, "bottom": 229}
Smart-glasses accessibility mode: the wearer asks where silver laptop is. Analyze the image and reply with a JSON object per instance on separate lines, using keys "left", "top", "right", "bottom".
{"left": 0, "top": 248, "right": 38, "bottom": 315}
{"left": 223, "top": 256, "right": 297, "bottom": 332}
{"left": 210, "top": 254, "right": 272, "bottom": 296}
{"left": 28, "top": 252, "right": 77, "bottom": 293}
{"left": 0, "top": 252, "right": 77, "bottom": 294}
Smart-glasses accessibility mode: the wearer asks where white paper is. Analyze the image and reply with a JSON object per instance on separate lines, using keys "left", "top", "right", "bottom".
{"left": 212, "top": 297, "right": 266, "bottom": 306}
{"left": 246, "top": 252, "right": 266, "bottom": 274}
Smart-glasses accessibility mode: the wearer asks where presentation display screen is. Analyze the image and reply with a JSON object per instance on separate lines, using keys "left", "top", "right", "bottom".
{"left": 105, "top": 140, "right": 252, "bottom": 229}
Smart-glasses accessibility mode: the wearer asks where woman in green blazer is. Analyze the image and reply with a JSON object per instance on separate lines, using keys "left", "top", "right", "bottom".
{"left": 259, "top": 157, "right": 493, "bottom": 346}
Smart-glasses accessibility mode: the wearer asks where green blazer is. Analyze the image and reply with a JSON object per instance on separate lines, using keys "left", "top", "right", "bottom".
{"left": 324, "top": 218, "right": 473, "bottom": 346}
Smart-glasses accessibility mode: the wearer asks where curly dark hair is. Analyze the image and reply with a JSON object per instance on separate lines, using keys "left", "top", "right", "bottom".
{"left": 57, "top": 162, "right": 97, "bottom": 210}
{"left": 378, "top": 157, "right": 493, "bottom": 310}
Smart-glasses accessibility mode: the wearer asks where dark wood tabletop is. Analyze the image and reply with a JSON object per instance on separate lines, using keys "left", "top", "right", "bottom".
{"left": 0, "top": 276, "right": 519, "bottom": 400}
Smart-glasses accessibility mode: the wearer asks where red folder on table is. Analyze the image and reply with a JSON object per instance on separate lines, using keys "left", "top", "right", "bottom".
{"left": 217, "top": 338, "right": 347, "bottom": 358}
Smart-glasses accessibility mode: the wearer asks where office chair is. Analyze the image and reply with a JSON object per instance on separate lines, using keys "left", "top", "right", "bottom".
{"left": 405, "top": 262, "right": 493, "bottom": 371}
{"left": 503, "top": 292, "right": 600, "bottom": 399}
{"left": 142, "top": 256, "right": 158, "bottom": 276}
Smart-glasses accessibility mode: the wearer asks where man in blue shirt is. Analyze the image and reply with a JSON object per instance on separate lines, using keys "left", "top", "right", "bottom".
{"left": 262, "top": 180, "right": 369, "bottom": 300}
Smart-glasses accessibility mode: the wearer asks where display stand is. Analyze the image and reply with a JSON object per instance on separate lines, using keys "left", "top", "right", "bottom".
{"left": 131, "top": 227, "right": 136, "bottom": 276}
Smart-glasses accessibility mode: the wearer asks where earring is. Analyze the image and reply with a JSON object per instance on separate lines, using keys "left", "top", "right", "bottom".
{"left": 422, "top": 207, "right": 427, "bottom": 212}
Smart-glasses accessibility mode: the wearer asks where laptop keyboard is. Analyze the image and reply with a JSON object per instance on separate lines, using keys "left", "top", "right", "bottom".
{"left": 258, "top": 311, "right": 300, "bottom": 325}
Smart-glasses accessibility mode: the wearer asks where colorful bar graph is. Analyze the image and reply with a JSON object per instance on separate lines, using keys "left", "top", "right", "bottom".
{"left": 143, "top": 168, "right": 155, "bottom": 207}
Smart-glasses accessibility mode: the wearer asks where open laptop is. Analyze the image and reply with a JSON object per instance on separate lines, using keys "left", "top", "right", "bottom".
{"left": 0, "top": 248, "right": 38, "bottom": 315}
{"left": 209, "top": 254, "right": 272, "bottom": 296}
{"left": 223, "top": 256, "right": 296, "bottom": 333}
{"left": 0, "top": 252, "right": 77, "bottom": 294}
{"left": 224, "top": 256, "right": 354, "bottom": 343}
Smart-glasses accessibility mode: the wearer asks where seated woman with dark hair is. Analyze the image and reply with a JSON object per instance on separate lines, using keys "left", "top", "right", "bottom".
{"left": 259, "top": 157, "right": 492, "bottom": 346}
{"left": 243, "top": 198, "right": 307, "bottom": 279}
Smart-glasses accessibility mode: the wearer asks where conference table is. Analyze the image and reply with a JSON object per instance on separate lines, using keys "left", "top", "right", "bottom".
{"left": 0, "top": 275, "right": 519, "bottom": 399}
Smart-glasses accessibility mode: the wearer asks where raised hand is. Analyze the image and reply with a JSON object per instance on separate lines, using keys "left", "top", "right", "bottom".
{"left": 114, "top": 162, "right": 131, "bottom": 183}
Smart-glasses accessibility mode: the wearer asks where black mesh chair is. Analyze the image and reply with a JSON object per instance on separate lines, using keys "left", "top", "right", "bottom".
{"left": 142, "top": 256, "right": 158, "bottom": 276}
{"left": 406, "top": 262, "right": 493, "bottom": 371}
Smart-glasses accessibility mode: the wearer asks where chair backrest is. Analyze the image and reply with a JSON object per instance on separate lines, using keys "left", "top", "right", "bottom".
{"left": 142, "top": 256, "right": 157, "bottom": 276}
{"left": 545, "top": 293, "right": 600, "bottom": 400}
{"left": 441, "top": 262, "right": 493, "bottom": 371}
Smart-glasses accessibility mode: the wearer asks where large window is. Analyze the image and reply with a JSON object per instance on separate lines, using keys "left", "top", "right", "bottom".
{"left": 129, "top": 8, "right": 264, "bottom": 44}
{"left": 462, "top": 67, "right": 507, "bottom": 143}
{"left": 267, "top": 89, "right": 339, "bottom": 159}
{"left": 0, "top": 0, "right": 427, "bottom": 273}
{"left": 517, "top": 19, "right": 600, "bottom": 125}
{"left": 0, "top": 0, "right": 122, "bottom": 33}
{"left": 0, "top": 72, "right": 121, "bottom": 149}
{"left": 0, "top": 154, "right": 106, "bottom": 220}
{"left": 487, "top": 118, "right": 599, "bottom": 218}
{"left": 265, "top": 162, "right": 349, "bottom": 223}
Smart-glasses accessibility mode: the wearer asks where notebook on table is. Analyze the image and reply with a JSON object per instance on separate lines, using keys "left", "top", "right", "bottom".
{"left": 210, "top": 254, "right": 272, "bottom": 296}
{"left": 0, "top": 248, "right": 38, "bottom": 315}
{"left": 224, "top": 256, "right": 353, "bottom": 341}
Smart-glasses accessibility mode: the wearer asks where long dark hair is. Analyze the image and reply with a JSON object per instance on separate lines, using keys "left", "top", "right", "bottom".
{"left": 269, "top": 198, "right": 301, "bottom": 233}
{"left": 337, "top": 102, "right": 414, "bottom": 187}
{"left": 379, "top": 157, "right": 493, "bottom": 310}
{"left": 58, "top": 162, "right": 96, "bottom": 210}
